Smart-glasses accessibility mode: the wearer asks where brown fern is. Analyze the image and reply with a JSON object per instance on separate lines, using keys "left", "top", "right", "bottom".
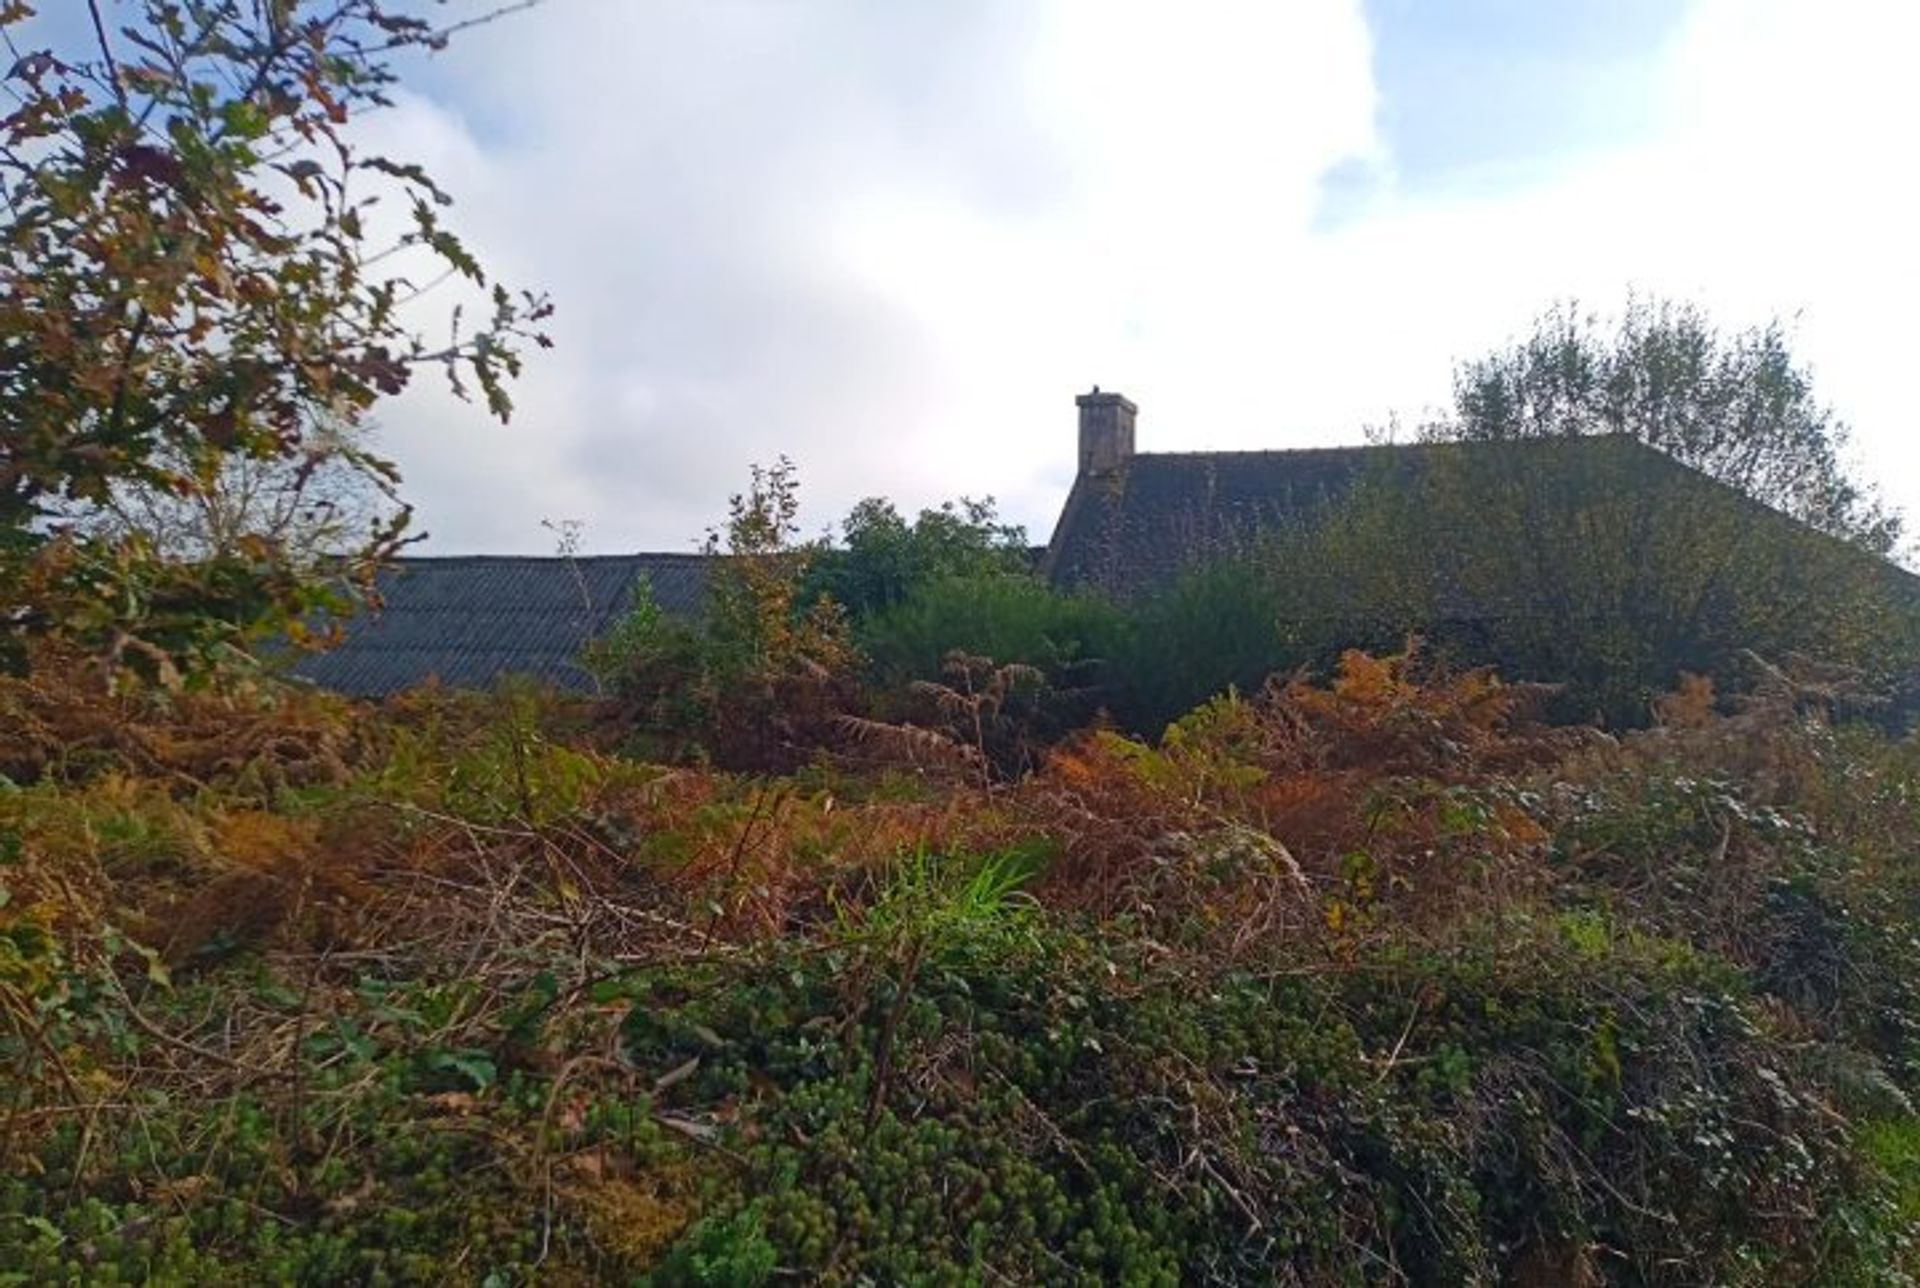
{"left": 833, "top": 714, "right": 984, "bottom": 776}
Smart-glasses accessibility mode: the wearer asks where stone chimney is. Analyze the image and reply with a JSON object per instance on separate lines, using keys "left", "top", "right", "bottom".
{"left": 1076, "top": 387, "right": 1136, "bottom": 475}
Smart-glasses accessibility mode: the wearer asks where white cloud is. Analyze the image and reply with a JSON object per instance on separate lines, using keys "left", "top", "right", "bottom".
{"left": 1253, "top": 0, "right": 1920, "bottom": 509}
{"left": 358, "top": 0, "right": 1379, "bottom": 550}
{"left": 365, "top": 0, "right": 1917, "bottom": 554}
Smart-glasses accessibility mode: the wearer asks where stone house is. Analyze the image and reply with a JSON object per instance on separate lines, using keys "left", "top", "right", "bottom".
{"left": 294, "top": 390, "right": 1917, "bottom": 696}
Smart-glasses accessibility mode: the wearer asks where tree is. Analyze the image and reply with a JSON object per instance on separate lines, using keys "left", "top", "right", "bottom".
{"left": 69, "top": 412, "right": 398, "bottom": 567}
{"left": 1435, "top": 295, "right": 1900, "bottom": 554}
{"left": 1329, "top": 296, "right": 1911, "bottom": 722}
{"left": 0, "top": 0, "right": 549, "bottom": 681}
{"left": 699, "top": 457, "right": 852, "bottom": 683}
{"left": 802, "top": 495, "right": 1029, "bottom": 622}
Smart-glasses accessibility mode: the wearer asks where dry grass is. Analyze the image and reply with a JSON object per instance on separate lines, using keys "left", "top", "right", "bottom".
{"left": 4, "top": 645, "right": 1915, "bottom": 1281}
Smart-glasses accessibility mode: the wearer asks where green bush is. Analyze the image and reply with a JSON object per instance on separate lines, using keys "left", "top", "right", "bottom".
{"left": 1097, "top": 559, "right": 1284, "bottom": 735}
{"left": 802, "top": 496, "right": 1030, "bottom": 622}
{"left": 858, "top": 560, "right": 1399, "bottom": 741}
{"left": 587, "top": 907, "right": 1896, "bottom": 1284}
{"left": 1101, "top": 555, "right": 1421, "bottom": 736}
{"left": 860, "top": 574, "right": 1123, "bottom": 700}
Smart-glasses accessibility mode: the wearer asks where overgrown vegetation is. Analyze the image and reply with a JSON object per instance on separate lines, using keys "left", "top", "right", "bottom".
{"left": 5, "top": 26, "right": 1915, "bottom": 1272}
{"left": 578, "top": 441, "right": 1917, "bottom": 781}
{"left": 1436, "top": 294, "right": 1902, "bottom": 554}
{"left": 4, "top": 643, "right": 1918, "bottom": 1283}
{"left": 587, "top": 459, "right": 857, "bottom": 771}
{"left": 801, "top": 495, "right": 1031, "bottom": 620}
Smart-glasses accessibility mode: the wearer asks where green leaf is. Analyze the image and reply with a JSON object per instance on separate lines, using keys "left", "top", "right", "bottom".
{"left": 431, "top": 1048, "right": 497, "bottom": 1091}
{"left": 20, "top": 1215, "right": 63, "bottom": 1244}
{"left": 331, "top": 1017, "right": 376, "bottom": 1062}
{"left": 219, "top": 99, "right": 269, "bottom": 140}
{"left": 589, "top": 977, "right": 631, "bottom": 1005}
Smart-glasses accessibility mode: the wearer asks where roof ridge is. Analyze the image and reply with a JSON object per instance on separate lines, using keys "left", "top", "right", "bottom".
{"left": 1131, "top": 435, "right": 1641, "bottom": 462}
{"left": 390, "top": 551, "right": 710, "bottom": 565}
{"left": 1132, "top": 444, "right": 1407, "bottom": 461}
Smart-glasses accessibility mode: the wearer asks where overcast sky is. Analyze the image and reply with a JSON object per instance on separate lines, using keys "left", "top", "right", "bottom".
{"left": 51, "top": 1, "right": 1920, "bottom": 554}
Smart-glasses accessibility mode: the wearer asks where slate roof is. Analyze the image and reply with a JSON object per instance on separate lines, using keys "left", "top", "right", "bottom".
{"left": 1041, "top": 432, "right": 1920, "bottom": 624}
{"left": 1045, "top": 444, "right": 1389, "bottom": 593}
{"left": 1041, "top": 436, "right": 1666, "bottom": 602}
{"left": 288, "top": 428, "right": 1918, "bottom": 700}
{"left": 288, "top": 554, "right": 709, "bottom": 697}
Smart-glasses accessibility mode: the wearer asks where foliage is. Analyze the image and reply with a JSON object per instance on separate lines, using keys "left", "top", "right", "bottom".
{"left": 1221, "top": 296, "right": 1913, "bottom": 723}
{"left": 803, "top": 495, "right": 1030, "bottom": 622}
{"left": 1260, "top": 436, "right": 1919, "bottom": 726}
{"left": 860, "top": 572, "right": 1121, "bottom": 710}
{"left": 850, "top": 651, "right": 1056, "bottom": 785}
{"left": 699, "top": 459, "right": 851, "bottom": 680}
{"left": 69, "top": 411, "right": 400, "bottom": 571}
{"left": 0, "top": 0, "right": 549, "bottom": 681}
{"left": 3, "top": 654, "right": 1919, "bottom": 1282}
{"left": 1096, "top": 557, "right": 1288, "bottom": 736}
{"left": 1436, "top": 293, "right": 1900, "bottom": 553}
{"left": 1098, "top": 549, "right": 1408, "bottom": 737}
{"left": 590, "top": 460, "right": 857, "bottom": 770}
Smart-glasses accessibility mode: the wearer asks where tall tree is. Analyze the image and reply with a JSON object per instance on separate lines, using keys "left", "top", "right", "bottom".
{"left": 1335, "top": 297, "right": 1918, "bottom": 721}
{"left": 1434, "top": 295, "right": 1900, "bottom": 554}
{"left": 0, "top": 0, "right": 549, "bottom": 681}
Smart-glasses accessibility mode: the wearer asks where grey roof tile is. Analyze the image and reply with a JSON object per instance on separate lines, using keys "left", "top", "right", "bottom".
{"left": 1043, "top": 437, "right": 1647, "bottom": 600}
{"left": 288, "top": 553, "right": 709, "bottom": 697}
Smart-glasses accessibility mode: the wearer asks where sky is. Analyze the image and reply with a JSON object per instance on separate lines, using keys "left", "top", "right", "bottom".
{"left": 37, "top": 1, "right": 1920, "bottom": 555}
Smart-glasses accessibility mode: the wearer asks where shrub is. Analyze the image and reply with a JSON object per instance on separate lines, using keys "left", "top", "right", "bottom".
{"left": 590, "top": 462, "right": 859, "bottom": 770}
{"left": 802, "top": 496, "right": 1030, "bottom": 621}
{"left": 4, "top": 649, "right": 1918, "bottom": 1282}
{"left": 860, "top": 574, "right": 1122, "bottom": 710}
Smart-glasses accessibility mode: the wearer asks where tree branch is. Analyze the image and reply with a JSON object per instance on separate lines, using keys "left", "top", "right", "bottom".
{"left": 85, "top": 0, "right": 125, "bottom": 109}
